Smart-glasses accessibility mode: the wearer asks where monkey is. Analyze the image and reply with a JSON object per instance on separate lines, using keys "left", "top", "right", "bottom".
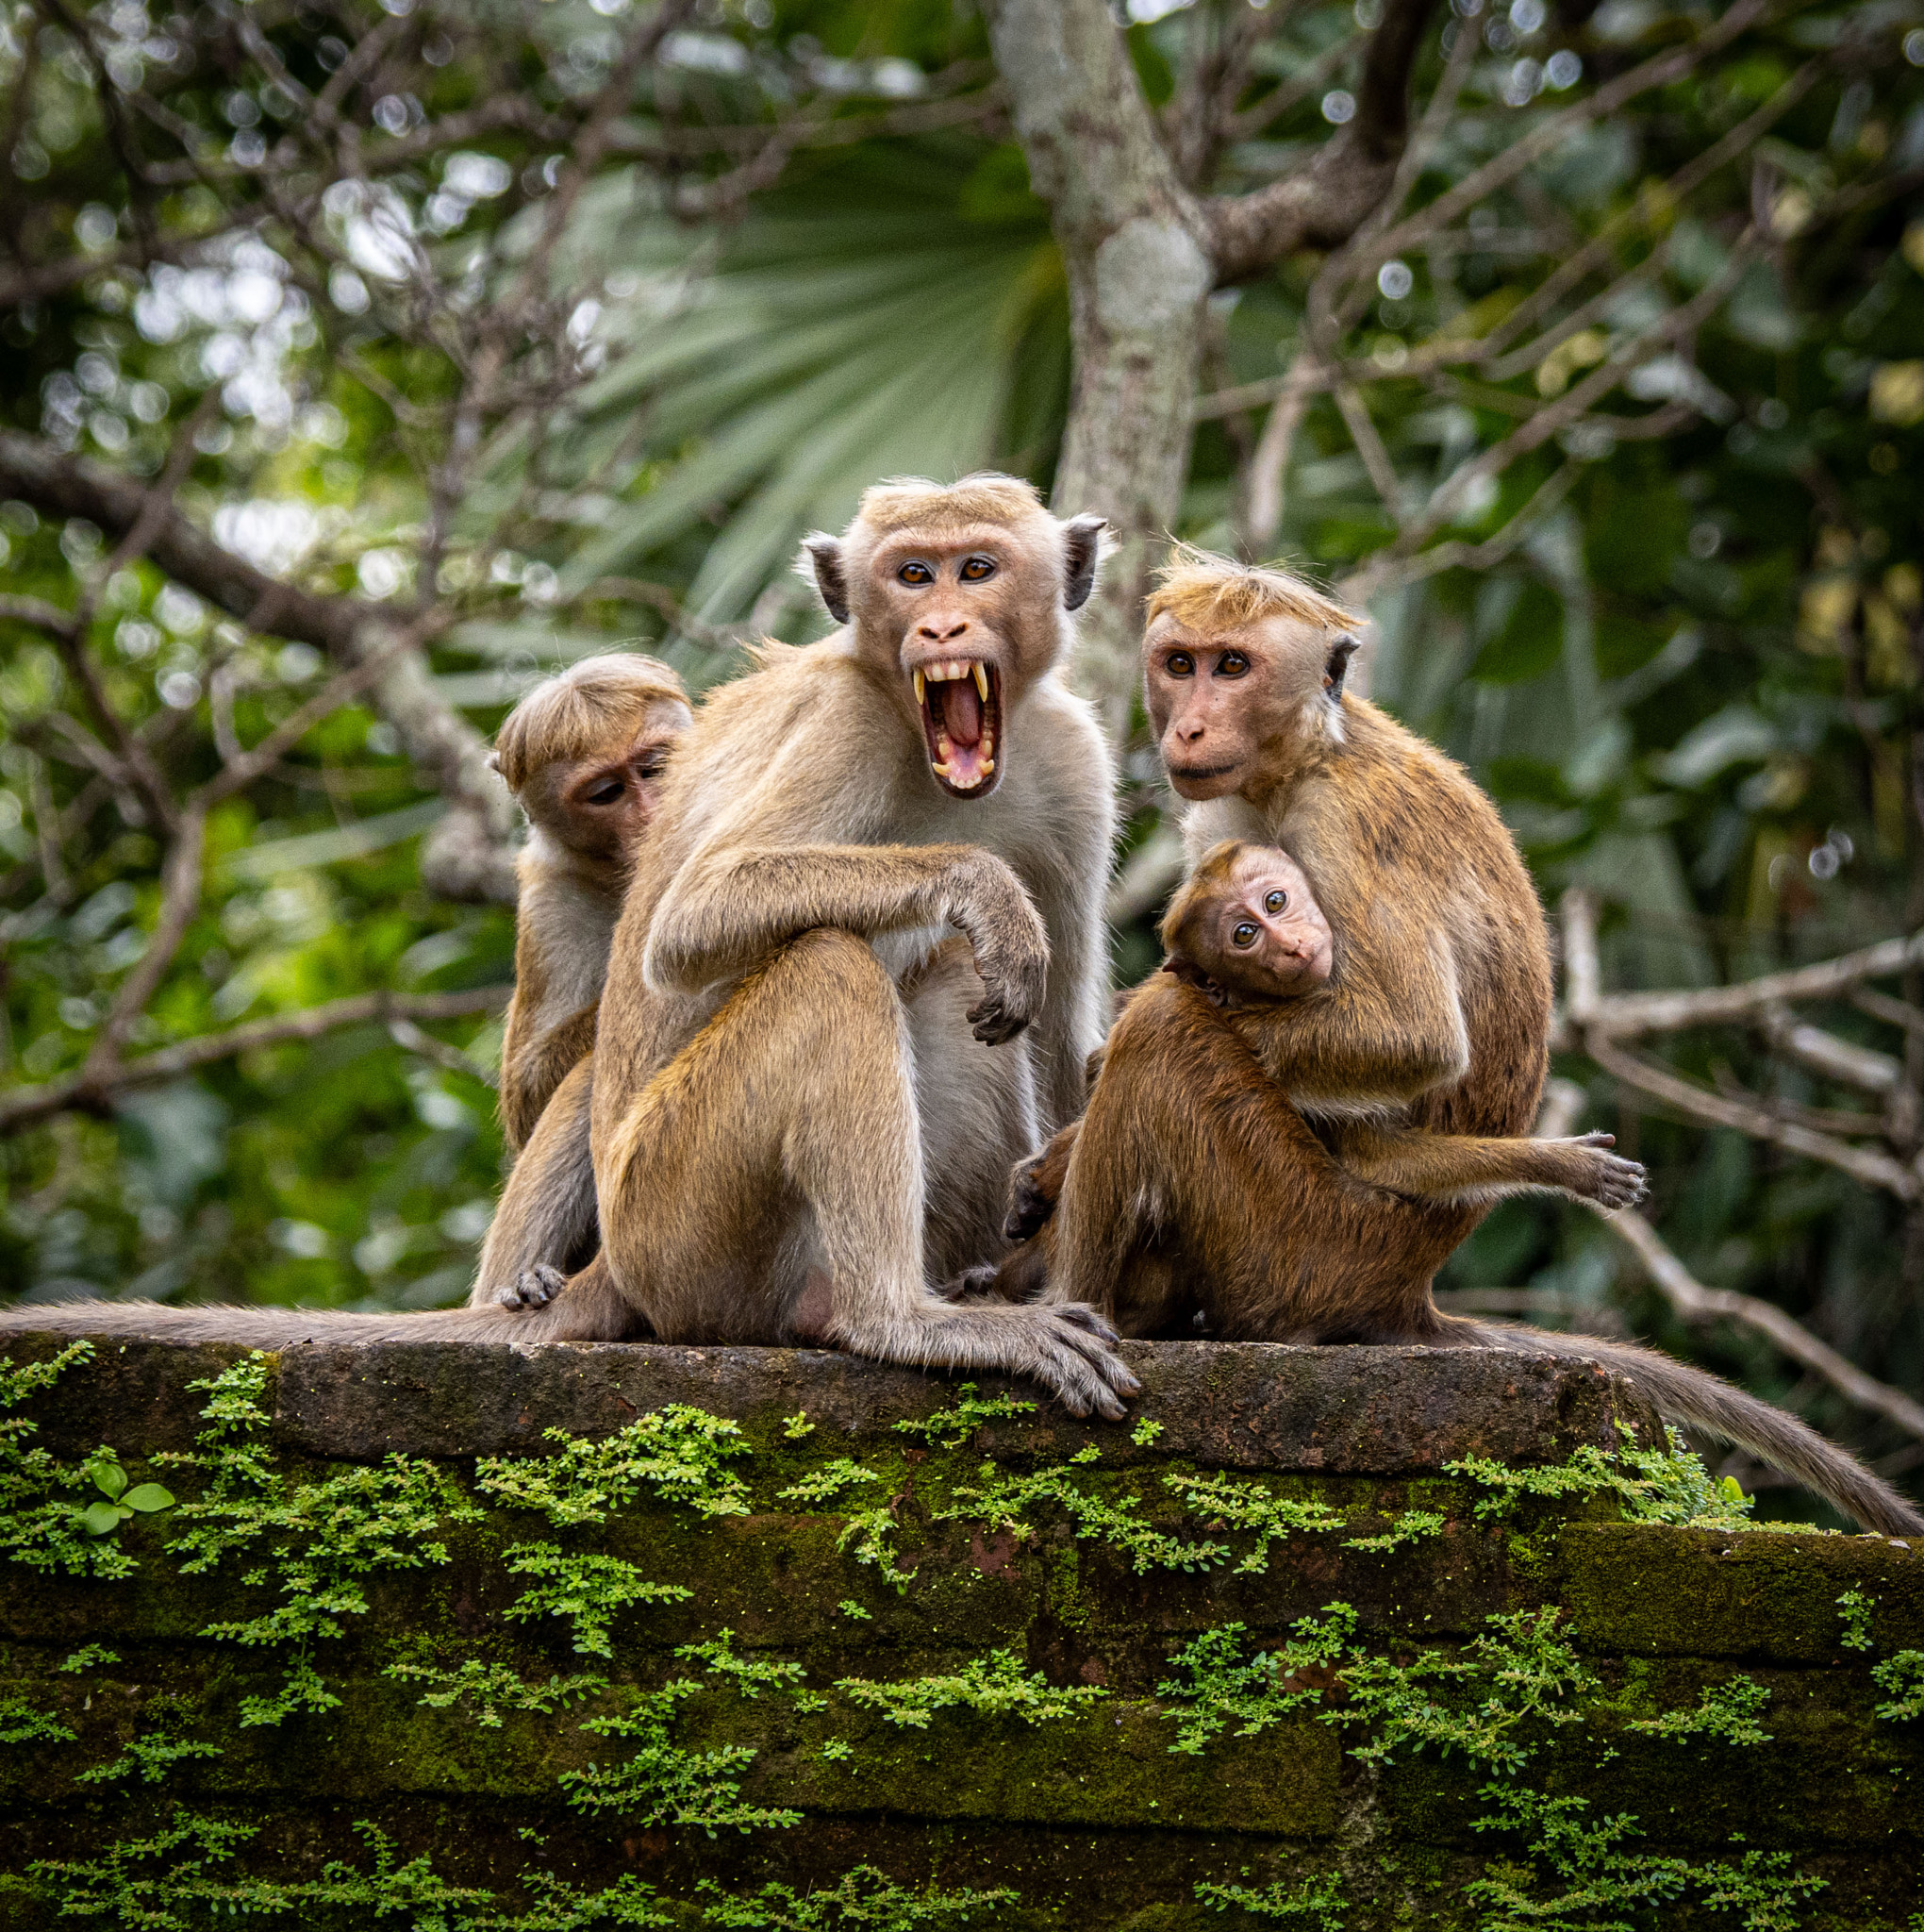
{"left": 1159, "top": 841, "right": 1647, "bottom": 1212}
{"left": 0, "top": 475, "right": 1139, "bottom": 1425}
{"left": 491, "top": 653, "right": 692, "bottom": 1153}
{"left": 468, "top": 656, "right": 690, "bottom": 1305}
{"left": 1000, "top": 549, "right": 1921, "bottom": 1533}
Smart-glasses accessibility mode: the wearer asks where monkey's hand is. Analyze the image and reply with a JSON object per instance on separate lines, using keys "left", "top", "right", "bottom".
{"left": 1016, "top": 1304, "right": 1139, "bottom": 1422}
{"left": 1562, "top": 1132, "right": 1650, "bottom": 1211}
{"left": 497, "top": 1263, "right": 566, "bottom": 1309}
{"left": 952, "top": 853, "right": 1049, "bottom": 1046}
{"left": 1003, "top": 1122, "right": 1078, "bottom": 1240}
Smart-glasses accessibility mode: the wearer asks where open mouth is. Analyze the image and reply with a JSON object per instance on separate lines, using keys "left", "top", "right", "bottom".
{"left": 912, "top": 658, "right": 1003, "bottom": 798}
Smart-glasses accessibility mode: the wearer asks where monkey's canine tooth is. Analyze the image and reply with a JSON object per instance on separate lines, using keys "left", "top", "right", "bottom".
{"left": 913, "top": 669, "right": 926, "bottom": 704}
{"left": 971, "top": 664, "right": 989, "bottom": 701}
{"left": 931, "top": 758, "right": 955, "bottom": 779}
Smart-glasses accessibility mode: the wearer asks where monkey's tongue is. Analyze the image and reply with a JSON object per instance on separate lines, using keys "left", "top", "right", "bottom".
{"left": 939, "top": 677, "right": 984, "bottom": 748}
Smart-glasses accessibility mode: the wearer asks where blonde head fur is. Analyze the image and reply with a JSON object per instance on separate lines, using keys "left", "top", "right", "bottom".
{"left": 492, "top": 654, "right": 688, "bottom": 793}
{"left": 1148, "top": 545, "right": 1361, "bottom": 638}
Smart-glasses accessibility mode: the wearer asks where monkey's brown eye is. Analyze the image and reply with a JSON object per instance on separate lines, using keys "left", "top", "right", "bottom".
{"left": 898, "top": 560, "right": 936, "bottom": 586}
{"left": 1165, "top": 651, "right": 1195, "bottom": 677}
{"left": 959, "top": 556, "right": 996, "bottom": 582}
{"left": 1232, "top": 922, "right": 1259, "bottom": 948}
{"left": 583, "top": 778, "right": 624, "bottom": 806}
{"left": 1265, "top": 890, "right": 1286, "bottom": 913}
{"left": 1217, "top": 650, "right": 1251, "bottom": 678}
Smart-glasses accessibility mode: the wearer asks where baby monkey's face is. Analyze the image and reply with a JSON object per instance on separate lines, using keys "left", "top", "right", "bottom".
{"left": 1196, "top": 850, "right": 1333, "bottom": 1001}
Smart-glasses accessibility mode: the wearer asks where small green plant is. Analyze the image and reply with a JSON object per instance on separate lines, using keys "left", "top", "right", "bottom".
{"left": 385, "top": 1657, "right": 609, "bottom": 1728}
{"left": 0, "top": 1344, "right": 164, "bottom": 1580}
{"left": 694, "top": 1866, "right": 1017, "bottom": 1927}
{"left": 1131, "top": 1417, "right": 1165, "bottom": 1447}
{"left": 838, "top": 1599, "right": 872, "bottom": 1621}
{"left": 1872, "top": 1651, "right": 1924, "bottom": 1724}
{"left": 776, "top": 1458, "right": 881, "bottom": 1505}
{"left": 500, "top": 1542, "right": 691, "bottom": 1658}
{"left": 0, "top": 1694, "right": 75, "bottom": 1746}
{"left": 57, "top": 1644, "right": 119, "bottom": 1674}
{"left": 74, "top": 1448, "right": 175, "bottom": 1539}
{"left": 475, "top": 1407, "right": 753, "bottom": 1526}
{"left": 563, "top": 1682, "right": 800, "bottom": 1836}
{"left": 1627, "top": 1676, "right": 1773, "bottom": 1746}
{"left": 782, "top": 1411, "right": 815, "bottom": 1440}
{"left": 836, "top": 1648, "right": 1107, "bottom": 1729}
{"left": 679, "top": 1628, "right": 825, "bottom": 1711}
{"left": 1341, "top": 1508, "right": 1446, "bottom": 1555}
{"left": 821, "top": 1738, "right": 854, "bottom": 1761}
{"left": 77, "top": 1695, "right": 223, "bottom": 1784}
{"left": 937, "top": 1464, "right": 1220, "bottom": 1573}
{"left": 893, "top": 1384, "right": 1034, "bottom": 1448}
{"left": 838, "top": 1502, "right": 916, "bottom": 1591}
{"left": 1163, "top": 1470, "right": 1346, "bottom": 1573}
{"left": 1836, "top": 1588, "right": 1876, "bottom": 1652}
{"left": 1696, "top": 1845, "right": 1832, "bottom": 1932}
{"left": 1195, "top": 1871, "right": 1346, "bottom": 1925}
{"left": 1449, "top": 1425, "right": 1761, "bottom": 1530}
{"left": 1157, "top": 1608, "right": 1352, "bottom": 1756}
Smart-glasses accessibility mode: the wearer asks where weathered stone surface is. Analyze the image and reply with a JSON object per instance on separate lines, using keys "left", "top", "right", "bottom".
{"left": 0, "top": 1332, "right": 1916, "bottom": 1931}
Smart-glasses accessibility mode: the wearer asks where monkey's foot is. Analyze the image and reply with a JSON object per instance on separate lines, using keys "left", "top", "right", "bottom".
{"left": 937, "top": 1263, "right": 1006, "bottom": 1305}
{"left": 1018, "top": 1303, "right": 1139, "bottom": 1422}
{"left": 497, "top": 1264, "right": 565, "bottom": 1310}
{"left": 1003, "top": 1152, "right": 1059, "bottom": 1241}
{"left": 1569, "top": 1134, "right": 1650, "bottom": 1210}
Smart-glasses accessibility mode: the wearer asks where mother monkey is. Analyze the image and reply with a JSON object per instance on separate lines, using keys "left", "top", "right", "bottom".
{"left": 1017, "top": 550, "right": 1921, "bottom": 1534}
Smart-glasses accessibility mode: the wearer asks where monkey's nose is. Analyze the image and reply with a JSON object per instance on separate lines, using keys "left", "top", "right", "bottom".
{"left": 918, "top": 618, "right": 970, "bottom": 641}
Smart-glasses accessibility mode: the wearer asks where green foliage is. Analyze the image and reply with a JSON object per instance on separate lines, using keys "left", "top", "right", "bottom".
{"left": 836, "top": 1504, "right": 917, "bottom": 1593}
{"left": 1156, "top": 1608, "right": 1355, "bottom": 1757}
{"left": 937, "top": 1464, "right": 1221, "bottom": 1574}
{"left": 58, "top": 1644, "right": 119, "bottom": 1674}
{"left": 158, "top": 1357, "right": 483, "bottom": 1724}
{"left": 1625, "top": 1675, "right": 1773, "bottom": 1746}
{"left": 1194, "top": 1871, "right": 1347, "bottom": 1925}
{"left": 1130, "top": 1418, "right": 1164, "bottom": 1448}
{"left": 693, "top": 1866, "right": 1018, "bottom": 1930}
{"left": 1871, "top": 1651, "right": 1924, "bottom": 1723}
{"left": 678, "top": 1628, "right": 825, "bottom": 1712}
{"left": 0, "top": 1344, "right": 158, "bottom": 1580}
{"left": 1448, "top": 1426, "right": 1761, "bottom": 1530}
{"left": 563, "top": 1683, "right": 800, "bottom": 1837}
{"left": 0, "top": 1693, "right": 75, "bottom": 1746}
{"left": 500, "top": 1544, "right": 690, "bottom": 1660}
{"left": 776, "top": 1459, "right": 883, "bottom": 1506}
{"left": 1835, "top": 1588, "right": 1877, "bottom": 1651}
{"left": 77, "top": 1695, "right": 224, "bottom": 1785}
{"left": 74, "top": 1447, "right": 175, "bottom": 1539}
{"left": 892, "top": 1385, "right": 1034, "bottom": 1449}
{"left": 1341, "top": 1509, "right": 1447, "bottom": 1555}
{"left": 782, "top": 1413, "right": 816, "bottom": 1441}
{"left": 385, "top": 1658, "right": 609, "bottom": 1729}
{"left": 473, "top": 1410, "right": 753, "bottom": 1526}
{"left": 1162, "top": 1470, "right": 1347, "bottom": 1573}
{"left": 835, "top": 1648, "right": 1107, "bottom": 1730}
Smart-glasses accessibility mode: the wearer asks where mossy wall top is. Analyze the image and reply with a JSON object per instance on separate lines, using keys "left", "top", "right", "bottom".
{"left": 0, "top": 1333, "right": 1916, "bottom": 1932}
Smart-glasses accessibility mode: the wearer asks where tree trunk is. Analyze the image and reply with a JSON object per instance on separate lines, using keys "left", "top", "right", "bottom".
{"left": 985, "top": 0, "right": 1213, "bottom": 745}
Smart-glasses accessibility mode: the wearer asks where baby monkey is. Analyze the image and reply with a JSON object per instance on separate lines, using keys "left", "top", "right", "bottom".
{"left": 1161, "top": 843, "right": 1646, "bottom": 1212}
{"left": 1161, "top": 842, "right": 1332, "bottom": 1007}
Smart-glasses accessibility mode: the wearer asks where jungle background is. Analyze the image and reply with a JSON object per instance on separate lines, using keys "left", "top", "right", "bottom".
{"left": 0, "top": 0, "right": 1920, "bottom": 1519}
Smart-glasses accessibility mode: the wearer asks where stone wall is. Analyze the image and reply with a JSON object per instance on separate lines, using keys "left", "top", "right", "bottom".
{"left": 0, "top": 1332, "right": 1917, "bottom": 1929}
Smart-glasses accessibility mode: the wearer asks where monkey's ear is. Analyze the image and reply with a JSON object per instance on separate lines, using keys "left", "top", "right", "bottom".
{"left": 1323, "top": 632, "right": 1359, "bottom": 700}
{"left": 1060, "top": 515, "right": 1109, "bottom": 612}
{"left": 487, "top": 751, "right": 503, "bottom": 775}
{"left": 798, "top": 534, "right": 850, "bottom": 625}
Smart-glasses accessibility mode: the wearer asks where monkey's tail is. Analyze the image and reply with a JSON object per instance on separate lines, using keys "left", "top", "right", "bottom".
{"left": 0, "top": 1300, "right": 570, "bottom": 1348}
{"left": 1448, "top": 1317, "right": 1924, "bottom": 1538}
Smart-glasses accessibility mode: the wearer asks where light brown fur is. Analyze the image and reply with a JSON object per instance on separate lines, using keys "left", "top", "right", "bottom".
{"left": 0, "top": 480, "right": 1133, "bottom": 1418}
{"left": 1008, "top": 551, "right": 1921, "bottom": 1533}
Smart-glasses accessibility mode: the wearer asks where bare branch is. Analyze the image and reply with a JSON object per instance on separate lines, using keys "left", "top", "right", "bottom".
{"left": 1603, "top": 1208, "right": 1924, "bottom": 1445}
{"left": 1205, "top": 0, "right": 1442, "bottom": 281}
{"left": 388, "top": 1016, "right": 499, "bottom": 1090}
{"left": 1759, "top": 1008, "right": 1900, "bottom": 1096}
{"left": 0, "top": 989, "right": 508, "bottom": 1136}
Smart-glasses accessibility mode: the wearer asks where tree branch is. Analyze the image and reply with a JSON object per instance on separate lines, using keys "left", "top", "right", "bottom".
{"left": 1603, "top": 1208, "right": 1924, "bottom": 1445}
{"left": 1205, "top": 0, "right": 1441, "bottom": 282}
{"left": 0, "top": 988, "right": 508, "bottom": 1135}
{"left": 0, "top": 433, "right": 518, "bottom": 902}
